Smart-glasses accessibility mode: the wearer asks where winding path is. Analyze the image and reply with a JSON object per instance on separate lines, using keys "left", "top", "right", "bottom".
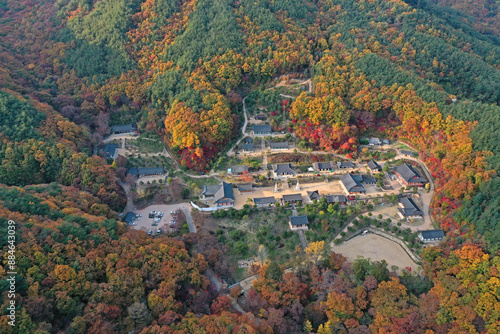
{"left": 226, "top": 97, "right": 250, "bottom": 157}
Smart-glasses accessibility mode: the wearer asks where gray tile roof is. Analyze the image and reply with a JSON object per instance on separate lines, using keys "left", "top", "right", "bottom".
{"left": 214, "top": 182, "right": 234, "bottom": 203}
{"left": 420, "top": 229, "right": 444, "bottom": 240}
{"left": 290, "top": 215, "right": 309, "bottom": 226}
{"left": 313, "top": 162, "right": 334, "bottom": 170}
{"left": 337, "top": 161, "right": 354, "bottom": 168}
{"left": 253, "top": 124, "right": 271, "bottom": 133}
{"left": 244, "top": 137, "right": 253, "bottom": 143}
{"left": 307, "top": 190, "right": 321, "bottom": 201}
{"left": 340, "top": 173, "right": 366, "bottom": 193}
{"left": 242, "top": 143, "right": 254, "bottom": 151}
{"left": 283, "top": 194, "right": 303, "bottom": 202}
{"left": 401, "top": 150, "right": 416, "bottom": 157}
{"left": 102, "top": 143, "right": 118, "bottom": 157}
{"left": 237, "top": 184, "right": 253, "bottom": 192}
{"left": 367, "top": 160, "right": 381, "bottom": 171}
{"left": 396, "top": 164, "right": 427, "bottom": 184}
{"left": 111, "top": 124, "right": 136, "bottom": 133}
{"left": 274, "top": 163, "right": 294, "bottom": 175}
{"left": 253, "top": 196, "right": 276, "bottom": 205}
{"left": 362, "top": 175, "right": 376, "bottom": 184}
{"left": 202, "top": 184, "right": 222, "bottom": 197}
{"left": 138, "top": 167, "right": 165, "bottom": 176}
{"left": 270, "top": 141, "right": 289, "bottom": 149}
{"left": 398, "top": 197, "right": 423, "bottom": 217}
{"left": 326, "top": 195, "right": 347, "bottom": 203}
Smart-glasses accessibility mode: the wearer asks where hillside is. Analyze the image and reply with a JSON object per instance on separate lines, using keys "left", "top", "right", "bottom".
{"left": 0, "top": 0, "right": 499, "bottom": 333}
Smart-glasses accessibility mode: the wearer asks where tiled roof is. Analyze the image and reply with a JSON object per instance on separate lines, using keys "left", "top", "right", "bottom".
{"left": 138, "top": 167, "right": 164, "bottom": 176}
{"left": 396, "top": 164, "right": 427, "bottom": 184}
{"left": 237, "top": 184, "right": 253, "bottom": 192}
{"left": 326, "top": 195, "right": 347, "bottom": 203}
{"left": 307, "top": 190, "right": 321, "bottom": 200}
{"left": 253, "top": 196, "right": 276, "bottom": 205}
{"left": 337, "top": 161, "right": 354, "bottom": 168}
{"left": 283, "top": 194, "right": 303, "bottom": 202}
{"left": 340, "top": 173, "right": 366, "bottom": 192}
{"left": 290, "top": 215, "right": 309, "bottom": 226}
{"left": 420, "top": 229, "right": 445, "bottom": 240}
{"left": 401, "top": 150, "right": 416, "bottom": 157}
{"left": 367, "top": 160, "right": 381, "bottom": 170}
{"left": 111, "top": 124, "right": 136, "bottom": 133}
{"left": 242, "top": 143, "right": 254, "bottom": 151}
{"left": 214, "top": 182, "right": 234, "bottom": 203}
{"left": 314, "top": 162, "right": 333, "bottom": 170}
{"left": 253, "top": 124, "right": 271, "bottom": 133}
{"left": 270, "top": 141, "right": 289, "bottom": 149}
{"left": 398, "top": 197, "right": 423, "bottom": 217}
{"left": 274, "top": 163, "right": 294, "bottom": 175}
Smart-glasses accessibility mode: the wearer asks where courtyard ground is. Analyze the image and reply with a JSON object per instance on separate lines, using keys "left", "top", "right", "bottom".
{"left": 231, "top": 180, "right": 345, "bottom": 209}
{"left": 331, "top": 234, "right": 420, "bottom": 273}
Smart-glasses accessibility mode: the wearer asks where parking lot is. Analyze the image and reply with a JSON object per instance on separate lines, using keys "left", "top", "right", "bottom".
{"left": 130, "top": 203, "right": 195, "bottom": 234}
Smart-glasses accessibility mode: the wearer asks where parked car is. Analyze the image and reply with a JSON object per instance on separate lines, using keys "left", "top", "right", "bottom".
{"left": 156, "top": 229, "right": 162, "bottom": 235}
{"left": 148, "top": 230, "right": 152, "bottom": 235}
{"left": 152, "top": 223, "right": 158, "bottom": 226}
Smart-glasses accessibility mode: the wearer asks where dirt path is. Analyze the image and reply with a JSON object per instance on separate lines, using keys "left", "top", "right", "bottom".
{"left": 226, "top": 96, "right": 250, "bottom": 157}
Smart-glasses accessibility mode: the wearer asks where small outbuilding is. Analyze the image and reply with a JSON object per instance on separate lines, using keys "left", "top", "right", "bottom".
{"left": 289, "top": 215, "right": 309, "bottom": 231}
{"left": 307, "top": 190, "right": 321, "bottom": 202}
{"left": 270, "top": 141, "right": 289, "bottom": 150}
{"left": 253, "top": 196, "right": 276, "bottom": 207}
{"left": 367, "top": 160, "right": 381, "bottom": 172}
{"left": 111, "top": 124, "right": 137, "bottom": 135}
{"left": 337, "top": 161, "right": 354, "bottom": 169}
{"left": 242, "top": 143, "right": 254, "bottom": 152}
{"left": 419, "top": 230, "right": 445, "bottom": 243}
{"left": 237, "top": 184, "right": 253, "bottom": 194}
{"left": 273, "top": 163, "right": 294, "bottom": 177}
{"left": 313, "top": 162, "right": 335, "bottom": 172}
{"left": 253, "top": 124, "right": 272, "bottom": 135}
{"left": 282, "top": 193, "right": 303, "bottom": 204}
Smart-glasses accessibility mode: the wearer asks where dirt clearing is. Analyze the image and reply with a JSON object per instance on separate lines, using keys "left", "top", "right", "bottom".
{"left": 332, "top": 234, "right": 420, "bottom": 273}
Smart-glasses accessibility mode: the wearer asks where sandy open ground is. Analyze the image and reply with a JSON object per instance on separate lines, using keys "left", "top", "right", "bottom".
{"left": 332, "top": 234, "right": 420, "bottom": 272}
{"left": 232, "top": 180, "right": 345, "bottom": 209}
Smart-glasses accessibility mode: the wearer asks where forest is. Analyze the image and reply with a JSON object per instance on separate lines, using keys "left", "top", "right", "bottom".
{"left": 0, "top": 0, "right": 499, "bottom": 333}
